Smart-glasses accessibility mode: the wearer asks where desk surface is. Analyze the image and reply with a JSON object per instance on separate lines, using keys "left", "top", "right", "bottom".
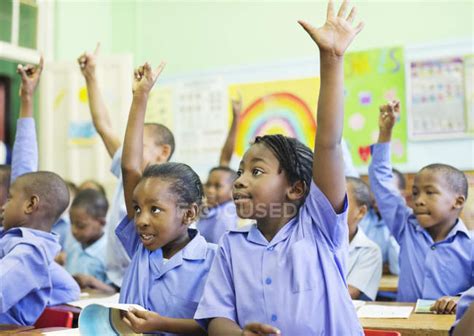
{"left": 378, "top": 274, "right": 399, "bottom": 292}
{"left": 359, "top": 302, "right": 455, "bottom": 336}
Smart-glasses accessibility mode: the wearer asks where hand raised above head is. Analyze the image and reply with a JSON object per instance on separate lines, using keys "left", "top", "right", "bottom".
{"left": 231, "top": 92, "right": 243, "bottom": 118}
{"left": 378, "top": 100, "right": 400, "bottom": 132}
{"left": 298, "top": 0, "right": 364, "bottom": 57}
{"left": 132, "top": 61, "right": 166, "bottom": 95}
{"left": 17, "top": 56, "right": 44, "bottom": 98}
{"left": 77, "top": 42, "right": 100, "bottom": 78}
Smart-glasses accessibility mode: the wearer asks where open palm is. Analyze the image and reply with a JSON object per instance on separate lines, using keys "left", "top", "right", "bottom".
{"left": 299, "top": 0, "right": 363, "bottom": 56}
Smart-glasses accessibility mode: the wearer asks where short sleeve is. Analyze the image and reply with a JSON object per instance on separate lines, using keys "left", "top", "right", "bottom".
{"left": 194, "top": 236, "right": 237, "bottom": 329}
{"left": 115, "top": 216, "right": 140, "bottom": 258}
{"left": 347, "top": 246, "right": 383, "bottom": 301}
{"left": 302, "top": 180, "right": 349, "bottom": 250}
{"left": 110, "top": 147, "right": 123, "bottom": 178}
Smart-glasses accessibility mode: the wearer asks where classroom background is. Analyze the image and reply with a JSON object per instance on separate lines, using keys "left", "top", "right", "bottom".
{"left": 0, "top": 0, "right": 473, "bottom": 225}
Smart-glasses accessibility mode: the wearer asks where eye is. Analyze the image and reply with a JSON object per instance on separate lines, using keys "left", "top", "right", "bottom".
{"left": 151, "top": 206, "right": 161, "bottom": 214}
{"left": 252, "top": 168, "right": 263, "bottom": 176}
{"left": 236, "top": 170, "right": 242, "bottom": 177}
{"left": 133, "top": 205, "right": 141, "bottom": 214}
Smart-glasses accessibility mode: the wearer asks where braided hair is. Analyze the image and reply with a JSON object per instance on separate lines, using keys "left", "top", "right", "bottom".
{"left": 254, "top": 135, "right": 313, "bottom": 196}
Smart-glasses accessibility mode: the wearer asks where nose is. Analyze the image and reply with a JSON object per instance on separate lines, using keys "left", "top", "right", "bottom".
{"left": 135, "top": 213, "right": 150, "bottom": 229}
{"left": 414, "top": 195, "right": 425, "bottom": 207}
{"left": 234, "top": 174, "right": 248, "bottom": 190}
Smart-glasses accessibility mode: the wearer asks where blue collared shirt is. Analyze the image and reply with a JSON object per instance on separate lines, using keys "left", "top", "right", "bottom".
{"left": 450, "top": 286, "right": 474, "bottom": 334}
{"left": 105, "top": 148, "right": 129, "bottom": 287}
{"left": 0, "top": 227, "right": 60, "bottom": 325}
{"left": 369, "top": 143, "right": 473, "bottom": 302}
{"left": 196, "top": 201, "right": 238, "bottom": 244}
{"left": 66, "top": 234, "right": 109, "bottom": 283}
{"left": 194, "top": 181, "right": 363, "bottom": 335}
{"left": 347, "top": 228, "right": 383, "bottom": 301}
{"left": 116, "top": 216, "right": 217, "bottom": 335}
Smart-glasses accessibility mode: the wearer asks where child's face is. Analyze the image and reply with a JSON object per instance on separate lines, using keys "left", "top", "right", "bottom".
{"left": 233, "top": 143, "right": 293, "bottom": 221}
{"left": 346, "top": 183, "right": 365, "bottom": 237}
{"left": 132, "top": 178, "right": 188, "bottom": 251}
{"left": 204, "top": 170, "right": 233, "bottom": 208}
{"left": 1, "top": 180, "right": 28, "bottom": 231}
{"left": 412, "top": 169, "right": 460, "bottom": 230}
{"left": 142, "top": 128, "right": 167, "bottom": 168}
{"left": 70, "top": 206, "right": 104, "bottom": 246}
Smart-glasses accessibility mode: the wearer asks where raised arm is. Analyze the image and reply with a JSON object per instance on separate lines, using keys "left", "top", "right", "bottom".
{"left": 299, "top": 0, "right": 363, "bottom": 212}
{"left": 219, "top": 95, "right": 242, "bottom": 167}
{"left": 122, "top": 62, "right": 165, "bottom": 218}
{"left": 78, "top": 43, "right": 121, "bottom": 158}
{"left": 11, "top": 57, "right": 43, "bottom": 182}
{"left": 368, "top": 101, "right": 412, "bottom": 240}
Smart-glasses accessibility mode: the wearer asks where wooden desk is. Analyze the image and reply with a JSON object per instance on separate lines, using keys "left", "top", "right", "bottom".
{"left": 0, "top": 324, "right": 34, "bottom": 334}
{"left": 379, "top": 275, "right": 399, "bottom": 292}
{"left": 359, "top": 302, "right": 455, "bottom": 336}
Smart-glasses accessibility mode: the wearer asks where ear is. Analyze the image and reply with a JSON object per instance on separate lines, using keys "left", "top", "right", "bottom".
{"left": 24, "top": 195, "right": 40, "bottom": 214}
{"left": 158, "top": 144, "right": 172, "bottom": 162}
{"left": 182, "top": 203, "right": 199, "bottom": 225}
{"left": 355, "top": 204, "right": 368, "bottom": 223}
{"left": 287, "top": 180, "right": 306, "bottom": 202}
{"left": 453, "top": 195, "right": 466, "bottom": 209}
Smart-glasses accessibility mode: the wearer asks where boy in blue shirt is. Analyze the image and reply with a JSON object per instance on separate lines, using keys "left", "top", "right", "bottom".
{"left": 66, "top": 189, "right": 115, "bottom": 294}
{"left": 369, "top": 100, "right": 472, "bottom": 313}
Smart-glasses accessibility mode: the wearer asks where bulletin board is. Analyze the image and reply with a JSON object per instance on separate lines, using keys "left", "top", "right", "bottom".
{"left": 343, "top": 47, "right": 407, "bottom": 166}
{"left": 228, "top": 77, "right": 318, "bottom": 157}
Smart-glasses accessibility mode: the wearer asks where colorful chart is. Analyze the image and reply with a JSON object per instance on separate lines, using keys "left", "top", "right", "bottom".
{"left": 344, "top": 47, "right": 407, "bottom": 165}
{"left": 229, "top": 78, "right": 319, "bottom": 157}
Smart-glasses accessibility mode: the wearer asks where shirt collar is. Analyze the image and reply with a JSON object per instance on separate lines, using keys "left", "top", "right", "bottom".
{"left": 349, "top": 228, "right": 374, "bottom": 249}
{"left": 244, "top": 216, "right": 298, "bottom": 247}
{"left": 181, "top": 229, "right": 210, "bottom": 261}
{"left": 83, "top": 233, "right": 107, "bottom": 255}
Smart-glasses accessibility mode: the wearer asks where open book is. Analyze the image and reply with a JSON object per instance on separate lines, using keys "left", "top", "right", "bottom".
{"left": 414, "top": 299, "right": 436, "bottom": 314}
{"left": 77, "top": 301, "right": 146, "bottom": 335}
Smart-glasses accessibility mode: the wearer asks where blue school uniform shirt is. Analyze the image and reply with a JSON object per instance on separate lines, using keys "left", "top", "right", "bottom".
{"left": 116, "top": 216, "right": 217, "bottom": 335}
{"left": 369, "top": 143, "right": 473, "bottom": 302}
{"left": 196, "top": 201, "right": 238, "bottom": 244}
{"left": 48, "top": 261, "right": 81, "bottom": 305}
{"left": 194, "top": 181, "right": 363, "bottom": 335}
{"left": 0, "top": 227, "right": 60, "bottom": 325}
{"left": 450, "top": 286, "right": 474, "bottom": 335}
{"left": 66, "top": 233, "right": 109, "bottom": 283}
{"left": 105, "top": 148, "right": 130, "bottom": 288}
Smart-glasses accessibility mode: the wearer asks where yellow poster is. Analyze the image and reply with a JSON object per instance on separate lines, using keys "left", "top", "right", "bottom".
{"left": 229, "top": 77, "right": 319, "bottom": 157}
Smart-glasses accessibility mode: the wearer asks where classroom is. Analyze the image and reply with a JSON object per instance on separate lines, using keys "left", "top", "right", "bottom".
{"left": 0, "top": 0, "right": 473, "bottom": 335}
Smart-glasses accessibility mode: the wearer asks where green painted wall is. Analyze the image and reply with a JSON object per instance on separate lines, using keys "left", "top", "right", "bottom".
{"left": 54, "top": 0, "right": 473, "bottom": 75}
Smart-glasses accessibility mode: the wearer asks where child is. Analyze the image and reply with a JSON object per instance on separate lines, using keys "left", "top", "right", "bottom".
{"left": 346, "top": 177, "right": 382, "bottom": 301}
{"left": 197, "top": 96, "right": 241, "bottom": 244}
{"left": 0, "top": 165, "right": 11, "bottom": 210}
{"left": 78, "top": 45, "right": 176, "bottom": 289}
{"left": 78, "top": 179, "right": 107, "bottom": 196}
{"left": 451, "top": 286, "right": 474, "bottom": 336}
{"left": 195, "top": 1, "right": 364, "bottom": 334}
{"left": 66, "top": 189, "right": 115, "bottom": 294}
{"left": 0, "top": 171, "right": 73, "bottom": 325}
{"left": 116, "top": 63, "right": 216, "bottom": 335}
{"left": 369, "top": 100, "right": 472, "bottom": 313}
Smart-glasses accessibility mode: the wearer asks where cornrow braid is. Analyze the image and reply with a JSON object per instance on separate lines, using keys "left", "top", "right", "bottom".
{"left": 254, "top": 135, "right": 313, "bottom": 194}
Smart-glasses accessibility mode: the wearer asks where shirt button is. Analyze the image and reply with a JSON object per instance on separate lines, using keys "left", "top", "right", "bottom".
{"left": 271, "top": 314, "right": 278, "bottom": 322}
{"left": 265, "top": 277, "right": 272, "bottom": 285}
{"left": 268, "top": 246, "right": 274, "bottom": 251}
{"left": 431, "top": 246, "right": 436, "bottom": 250}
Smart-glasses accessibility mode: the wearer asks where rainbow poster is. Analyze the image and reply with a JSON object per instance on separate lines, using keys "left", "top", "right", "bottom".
{"left": 344, "top": 47, "right": 407, "bottom": 165}
{"left": 229, "top": 78, "right": 319, "bottom": 157}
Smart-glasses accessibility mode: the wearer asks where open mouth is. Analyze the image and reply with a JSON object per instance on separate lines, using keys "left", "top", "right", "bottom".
{"left": 139, "top": 233, "right": 155, "bottom": 243}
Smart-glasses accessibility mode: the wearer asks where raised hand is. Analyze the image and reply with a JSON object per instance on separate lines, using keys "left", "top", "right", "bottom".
{"left": 231, "top": 92, "right": 243, "bottom": 118}
{"left": 132, "top": 62, "right": 166, "bottom": 95}
{"left": 242, "top": 322, "right": 281, "bottom": 336}
{"left": 77, "top": 43, "right": 100, "bottom": 79}
{"left": 298, "top": 0, "right": 364, "bottom": 57}
{"left": 17, "top": 56, "right": 44, "bottom": 98}
{"left": 379, "top": 100, "right": 400, "bottom": 132}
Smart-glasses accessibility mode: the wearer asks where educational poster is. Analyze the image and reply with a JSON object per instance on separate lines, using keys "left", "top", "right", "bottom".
{"left": 173, "top": 77, "right": 228, "bottom": 171}
{"left": 146, "top": 86, "right": 173, "bottom": 129}
{"left": 464, "top": 55, "right": 474, "bottom": 133}
{"left": 409, "top": 57, "right": 466, "bottom": 139}
{"left": 228, "top": 78, "right": 318, "bottom": 157}
{"left": 344, "top": 47, "right": 407, "bottom": 166}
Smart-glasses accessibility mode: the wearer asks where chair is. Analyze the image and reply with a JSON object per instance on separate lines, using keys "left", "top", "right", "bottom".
{"left": 34, "top": 307, "right": 74, "bottom": 328}
{"left": 364, "top": 329, "right": 401, "bottom": 336}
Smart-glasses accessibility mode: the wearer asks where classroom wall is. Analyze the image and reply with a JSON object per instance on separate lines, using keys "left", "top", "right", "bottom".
{"left": 51, "top": 0, "right": 474, "bottom": 173}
